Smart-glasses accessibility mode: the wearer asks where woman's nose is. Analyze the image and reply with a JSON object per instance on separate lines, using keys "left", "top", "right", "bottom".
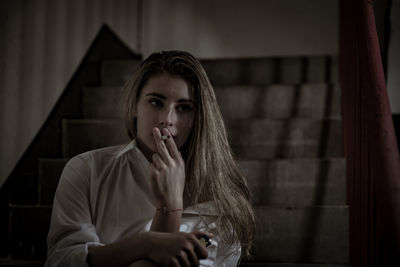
{"left": 159, "top": 107, "right": 176, "bottom": 127}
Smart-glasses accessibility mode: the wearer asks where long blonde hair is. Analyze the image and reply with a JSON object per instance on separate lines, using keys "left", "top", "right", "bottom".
{"left": 121, "top": 51, "right": 255, "bottom": 256}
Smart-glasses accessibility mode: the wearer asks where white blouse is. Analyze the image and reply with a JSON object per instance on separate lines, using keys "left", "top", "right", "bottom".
{"left": 45, "top": 139, "right": 241, "bottom": 267}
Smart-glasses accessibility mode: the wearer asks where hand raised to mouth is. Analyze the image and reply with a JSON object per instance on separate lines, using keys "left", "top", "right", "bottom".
{"left": 149, "top": 127, "right": 185, "bottom": 210}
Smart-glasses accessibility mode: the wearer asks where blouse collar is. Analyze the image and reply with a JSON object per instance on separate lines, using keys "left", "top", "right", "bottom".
{"left": 115, "top": 139, "right": 136, "bottom": 158}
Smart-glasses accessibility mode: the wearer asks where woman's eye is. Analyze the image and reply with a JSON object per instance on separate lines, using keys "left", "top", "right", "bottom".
{"left": 149, "top": 99, "right": 162, "bottom": 107}
{"left": 178, "top": 105, "right": 193, "bottom": 112}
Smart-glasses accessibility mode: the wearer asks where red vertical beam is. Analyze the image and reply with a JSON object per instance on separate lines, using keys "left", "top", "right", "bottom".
{"left": 340, "top": 0, "right": 400, "bottom": 266}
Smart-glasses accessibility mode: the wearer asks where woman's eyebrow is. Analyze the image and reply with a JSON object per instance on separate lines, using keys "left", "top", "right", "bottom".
{"left": 145, "top": 92, "right": 194, "bottom": 103}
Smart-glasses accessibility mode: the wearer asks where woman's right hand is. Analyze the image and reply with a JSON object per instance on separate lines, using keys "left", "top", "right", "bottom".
{"left": 143, "top": 231, "right": 211, "bottom": 267}
{"left": 149, "top": 127, "right": 186, "bottom": 210}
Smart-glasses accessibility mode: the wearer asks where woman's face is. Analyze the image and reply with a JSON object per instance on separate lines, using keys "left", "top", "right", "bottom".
{"left": 134, "top": 73, "right": 196, "bottom": 155}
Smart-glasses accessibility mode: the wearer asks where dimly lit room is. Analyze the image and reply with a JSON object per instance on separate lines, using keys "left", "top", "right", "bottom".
{"left": 0, "top": 0, "right": 399, "bottom": 266}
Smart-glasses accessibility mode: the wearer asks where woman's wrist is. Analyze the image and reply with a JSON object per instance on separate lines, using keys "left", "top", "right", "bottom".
{"left": 156, "top": 198, "right": 183, "bottom": 211}
{"left": 150, "top": 203, "right": 183, "bottom": 232}
{"left": 156, "top": 206, "right": 183, "bottom": 215}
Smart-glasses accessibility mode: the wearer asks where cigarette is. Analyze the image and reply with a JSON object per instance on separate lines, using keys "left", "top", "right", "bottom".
{"left": 161, "top": 135, "right": 168, "bottom": 140}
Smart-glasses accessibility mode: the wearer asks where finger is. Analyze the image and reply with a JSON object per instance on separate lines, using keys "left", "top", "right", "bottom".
{"left": 170, "top": 257, "right": 181, "bottom": 267}
{"left": 162, "top": 128, "right": 181, "bottom": 161}
{"left": 185, "top": 246, "right": 199, "bottom": 267}
{"left": 149, "top": 163, "right": 161, "bottom": 179}
{"left": 192, "top": 231, "right": 214, "bottom": 239}
{"left": 188, "top": 234, "right": 208, "bottom": 259}
{"left": 149, "top": 163, "right": 161, "bottom": 191}
{"left": 152, "top": 153, "right": 166, "bottom": 171}
{"left": 152, "top": 127, "right": 172, "bottom": 162}
{"left": 177, "top": 250, "right": 191, "bottom": 267}
{"left": 149, "top": 162, "right": 156, "bottom": 174}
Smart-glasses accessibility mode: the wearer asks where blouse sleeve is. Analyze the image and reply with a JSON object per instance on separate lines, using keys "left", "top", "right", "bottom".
{"left": 45, "top": 155, "right": 104, "bottom": 267}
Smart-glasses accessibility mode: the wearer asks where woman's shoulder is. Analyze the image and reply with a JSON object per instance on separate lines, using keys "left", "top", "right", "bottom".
{"left": 58, "top": 143, "right": 131, "bottom": 189}
{"left": 65, "top": 143, "right": 128, "bottom": 170}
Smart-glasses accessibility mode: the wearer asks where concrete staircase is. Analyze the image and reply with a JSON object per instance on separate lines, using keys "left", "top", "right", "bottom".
{"left": 3, "top": 55, "right": 349, "bottom": 266}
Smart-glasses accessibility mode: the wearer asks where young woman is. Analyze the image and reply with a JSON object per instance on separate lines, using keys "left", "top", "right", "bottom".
{"left": 45, "top": 50, "right": 254, "bottom": 267}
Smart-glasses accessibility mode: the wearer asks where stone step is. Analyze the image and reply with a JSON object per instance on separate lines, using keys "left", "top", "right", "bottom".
{"left": 0, "top": 261, "right": 341, "bottom": 267}
{"left": 241, "top": 158, "right": 346, "bottom": 206}
{"left": 62, "top": 118, "right": 342, "bottom": 158}
{"left": 83, "top": 86, "right": 125, "bottom": 119}
{"left": 252, "top": 205, "right": 349, "bottom": 263}
{"left": 38, "top": 158, "right": 68, "bottom": 205}
{"left": 216, "top": 83, "right": 340, "bottom": 120}
{"left": 202, "top": 56, "right": 339, "bottom": 86}
{"left": 228, "top": 118, "right": 342, "bottom": 159}
{"left": 83, "top": 83, "right": 341, "bottom": 120}
{"left": 231, "top": 143, "right": 342, "bottom": 159}
{"left": 101, "top": 59, "right": 141, "bottom": 86}
{"left": 239, "top": 263, "right": 348, "bottom": 267}
{"left": 8, "top": 205, "right": 52, "bottom": 260}
{"left": 61, "top": 119, "right": 128, "bottom": 158}
{"left": 0, "top": 258, "right": 44, "bottom": 266}
{"left": 227, "top": 119, "right": 342, "bottom": 145}
{"left": 101, "top": 56, "right": 338, "bottom": 86}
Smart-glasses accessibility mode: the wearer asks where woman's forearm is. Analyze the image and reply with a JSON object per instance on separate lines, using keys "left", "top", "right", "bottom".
{"left": 87, "top": 207, "right": 183, "bottom": 267}
{"left": 87, "top": 229, "right": 209, "bottom": 267}
{"left": 86, "top": 232, "right": 149, "bottom": 267}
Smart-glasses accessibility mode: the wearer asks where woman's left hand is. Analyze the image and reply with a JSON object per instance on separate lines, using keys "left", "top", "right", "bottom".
{"left": 149, "top": 127, "right": 186, "bottom": 210}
